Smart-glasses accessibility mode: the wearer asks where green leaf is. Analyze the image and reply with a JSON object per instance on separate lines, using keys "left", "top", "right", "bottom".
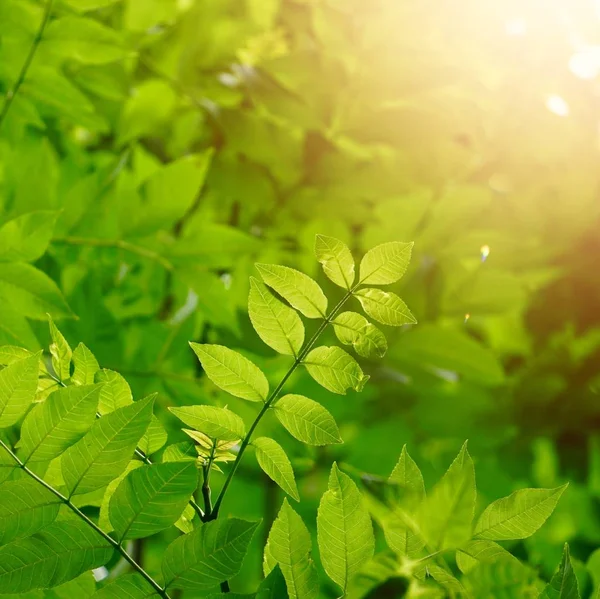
{"left": 48, "top": 316, "right": 72, "bottom": 382}
{"left": 474, "top": 485, "right": 567, "bottom": 541}
{"left": 264, "top": 499, "right": 319, "bottom": 599}
{"left": 332, "top": 312, "right": 387, "bottom": 358}
{"left": 109, "top": 461, "right": 199, "bottom": 541}
{"left": 61, "top": 396, "right": 154, "bottom": 495}
{"left": 456, "top": 539, "right": 520, "bottom": 574}
{"left": 95, "top": 369, "right": 133, "bottom": 414}
{"left": 540, "top": 544, "right": 580, "bottom": 599}
{"left": 248, "top": 277, "right": 305, "bottom": 356}
{"left": 190, "top": 343, "right": 269, "bottom": 402}
{"left": 383, "top": 446, "right": 426, "bottom": 558}
{"left": 273, "top": 394, "right": 342, "bottom": 446}
{"left": 256, "top": 264, "right": 327, "bottom": 319}
{"left": 0, "top": 303, "right": 39, "bottom": 349}
{"left": 317, "top": 463, "right": 374, "bottom": 592}
{"left": 162, "top": 518, "right": 259, "bottom": 590}
{"left": 256, "top": 566, "right": 289, "bottom": 599}
{"left": 169, "top": 405, "right": 246, "bottom": 441}
{"left": 98, "top": 460, "right": 143, "bottom": 531}
{"left": 17, "top": 384, "right": 102, "bottom": 463}
{"left": 0, "top": 446, "right": 16, "bottom": 485}
{"left": 303, "top": 346, "right": 369, "bottom": 394}
{"left": 253, "top": 437, "right": 299, "bottom": 501}
{"left": 354, "top": 288, "right": 417, "bottom": 327}
{"left": 0, "top": 353, "right": 39, "bottom": 429}
{"left": 0, "top": 211, "right": 58, "bottom": 262}
{"left": 419, "top": 442, "right": 476, "bottom": 550}
{"left": 0, "top": 520, "right": 113, "bottom": 593}
{"left": 315, "top": 235, "right": 355, "bottom": 289}
{"left": 389, "top": 445, "right": 425, "bottom": 502}
{"left": 89, "top": 573, "right": 160, "bottom": 598}
{"left": 0, "top": 479, "right": 61, "bottom": 545}
{"left": 72, "top": 343, "right": 99, "bottom": 386}
{"left": 138, "top": 415, "right": 168, "bottom": 456}
{"left": 0, "top": 345, "right": 32, "bottom": 366}
{"left": 0, "top": 263, "right": 73, "bottom": 320}
{"left": 358, "top": 241, "right": 413, "bottom": 285}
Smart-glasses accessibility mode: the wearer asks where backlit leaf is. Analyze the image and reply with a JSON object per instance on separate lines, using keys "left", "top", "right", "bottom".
{"left": 456, "top": 539, "right": 520, "bottom": 574}
{"left": 317, "top": 463, "right": 374, "bottom": 592}
{"left": 72, "top": 343, "right": 99, "bottom": 386}
{"left": 273, "top": 394, "right": 341, "bottom": 446}
{"left": 61, "top": 396, "right": 154, "bottom": 495}
{"left": 0, "top": 353, "right": 39, "bottom": 429}
{"left": 18, "top": 384, "right": 101, "bottom": 463}
{"left": 248, "top": 277, "right": 304, "bottom": 356}
{"left": 253, "top": 436, "right": 299, "bottom": 501}
{"left": 162, "top": 518, "right": 258, "bottom": 590}
{"left": 332, "top": 311, "right": 387, "bottom": 358}
{"left": 303, "top": 346, "right": 368, "bottom": 394}
{"left": 89, "top": 573, "right": 159, "bottom": 598}
{"left": 138, "top": 415, "right": 168, "bottom": 456}
{"left": 0, "top": 520, "right": 113, "bottom": 593}
{"left": 359, "top": 241, "right": 413, "bottom": 285}
{"left": 474, "top": 485, "right": 567, "bottom": 541}
{"left": 315, "top": 235, "right": 355, "bottom": 289}
{"left": 95, "top": 369, "right": 133, "bottom": 415}
{"left": 419, "top": 442, "right": 476, "bottom": 550}
{"left": 48, "top": 316, "right": 72, "bottom": 382}
{"left": 109, "top": 461, "right": 199, "bottom": 540}
{"left": 0, "top": 479, "right": 61, "bottom": 545}
{"left": 354, "top": 288, "right": 417, "bottom": 327}
{"left": 190, "top": 343, "right": 269, "bottom": 402}
{"left": 264, "top": 498, "right": 319, "bottom": 599}
{"left": 256, "top": 264, "right": 327, "bottom": 319}
{"left": 169, "top": 405, "right": 246, "bottom": 441}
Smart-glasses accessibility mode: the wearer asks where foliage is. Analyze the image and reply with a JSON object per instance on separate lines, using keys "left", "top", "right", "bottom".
{"left": 1, "top": 0, "right": 600, "bottom": 597}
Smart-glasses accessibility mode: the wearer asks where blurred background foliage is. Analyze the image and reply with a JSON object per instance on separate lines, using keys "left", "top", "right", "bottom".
{"left": 1, "top": 0, "right": 600, "bottom": 595}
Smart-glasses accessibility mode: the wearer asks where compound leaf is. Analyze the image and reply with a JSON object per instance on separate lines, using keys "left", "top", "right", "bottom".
{"left": 256, "top": 264, "right": 327, "bottom": 319}
{"left": 315, "top": 234, "right": 355, "bottom": 289}
{"left": 162, "top": 518, "right": 258, "bottom": 590}
{"left": 253, "top": 436, "right": 299, "bottom": 501}
{"left": 303, "top": 346, "right": 368, "bottom": 394}
{"left": 317, "top": 463, "right": 374, "bottom": 592}
{"left": 248, "top": 277, "right": 304, "bottom": 356}
{"left": 273, "top": 394, "right": 341, "bottom": 446}
{"left": 169, "top": 405, "right": 246, "bottom": 441}
{"left": 332, "top": 312, "right": 387, "bottom": 358}
{"left": 456, "top": 539, "right": 520, "bottom": 574}
{"left": 358, "top": 241, "right": 413, "bottom": 285}
{"left": 18, "top": 383, "right": 101, "bottom": 463}
{"left": 190, "top": 343, "right": 268, "bottom": 402}
{"left": 61, "top": 396, "right": 154, "bottom": 496}
{"left": 109, "top": 461, "right": 199, "bottom": 541}
{"left": 264, "top": 498, "right": 319, "bottom": 599}
{"left": 474, "top": 485, "right": 568, "bottom": 541}
{"left": 354, "top": 288, "right": 416, "bottom": 327}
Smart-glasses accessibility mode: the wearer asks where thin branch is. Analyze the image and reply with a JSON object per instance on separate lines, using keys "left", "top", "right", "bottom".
{"left": 0, "top": 439, "right": 171, "bottom": 599}
{"left": 52, "top": 236, "right": 174, "bottom": 272}
{"left": 209, "top": 287, "right": 356, "bottom": 520}
{"left": 0, "top": 0, "right": 53, "bottom": 129}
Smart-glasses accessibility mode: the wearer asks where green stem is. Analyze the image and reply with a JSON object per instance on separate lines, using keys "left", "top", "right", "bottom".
{"left": 210, "top": 288, "right": 355, "bottom": 519}
{"left": 201, "top": 440, "right": 217, "bottom": 517}
{"left": 0, "top": 439, "right": 171, "bottom": 599}
{"left": 52, "top": 236, "right": 173, "bottom": 272}
{"left": 0, "top": 0, "right": 53, "bottom": 130}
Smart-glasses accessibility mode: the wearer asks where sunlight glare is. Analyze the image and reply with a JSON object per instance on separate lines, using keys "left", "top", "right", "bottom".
{"left": 545, "top": 95, "right": 570, "bottom": 117}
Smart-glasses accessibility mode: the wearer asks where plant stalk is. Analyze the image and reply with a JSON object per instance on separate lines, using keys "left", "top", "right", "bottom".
{"left": 0, "top": 439, "right": 171, "bottom": 599}
{"left": 209, "top": 287, "right": 355, "bottom": 520}
{"left": 0, "top": 0, "right": 54, "bottom": 129}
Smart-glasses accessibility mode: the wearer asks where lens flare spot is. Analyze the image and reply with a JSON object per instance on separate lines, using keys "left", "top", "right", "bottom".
{"left": 505, "top": 18, "right": 527, "bottom": 37}
{"left": 480, "top": 245, "right": 490, "bottom": 262}
{"left": 569, "top": 48, "right": 600, "bottom": 80}
{"left": 464, "top": 313, "right": 471, "bottom": 324}
{"left": 545, "top": 95, "right": 570, "bottom": 117}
